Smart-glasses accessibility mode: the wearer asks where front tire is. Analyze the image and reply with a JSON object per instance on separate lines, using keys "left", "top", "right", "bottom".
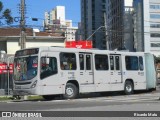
{"left": 124, "top": 81, "right": 134, "bottom": 95}
{"left": 63, "top": 83, "right": 78, "bottom": 99}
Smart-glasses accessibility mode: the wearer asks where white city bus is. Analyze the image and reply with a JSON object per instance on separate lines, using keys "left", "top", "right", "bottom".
{"left": 13, "top": 46, "right": 157, "bottom": 100}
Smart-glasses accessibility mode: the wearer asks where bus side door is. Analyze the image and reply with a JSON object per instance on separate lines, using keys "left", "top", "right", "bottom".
{"left": 40, "top": 52, "right": 61, "bottom": 95}
{"left": 109, "top": 55, "right": 122, "bottom": 83}
{"left": 79, "top": 53, "right": 94, "bottom": 84}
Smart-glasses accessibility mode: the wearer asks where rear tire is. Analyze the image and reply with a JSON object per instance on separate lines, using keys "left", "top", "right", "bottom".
{"left": 63, "top": 83, "right": 79, "bottom": 99}
{"left": 124, "top": 81, "right": 134, "bottom": 95}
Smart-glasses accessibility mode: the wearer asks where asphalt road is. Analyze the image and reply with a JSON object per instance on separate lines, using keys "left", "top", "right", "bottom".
{"left": 0, "top": 90, "right": 159, "bottom": 111}
{"left": 0, "top": 89, "right": 160, "bottom": 120}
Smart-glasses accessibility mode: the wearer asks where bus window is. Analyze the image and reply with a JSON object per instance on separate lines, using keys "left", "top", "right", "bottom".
{"left": 139, "top": 56, "right": 144, "bottom": 71}
{"left": 86, "top": 55, "right": 91, "bottom": 70}
{"left": 40, "top": 57, "right": 57, "bottom": 79}
{"left": 115, "top": 56, "right": 120, "bottom": 70}
{"left": 95, "top": 55, "right": 108, "bottom": 70}
{"left": 60, "top": 53, "right": 77, "bottom": 70}
{"left": 110, "top": 56, "right": 114, "bottom": 70}
{"left": 79, "top": 54, "right": 84, "bottom": 70}
{"left": 125, "top": 56, "right": 138, "bottom": 70}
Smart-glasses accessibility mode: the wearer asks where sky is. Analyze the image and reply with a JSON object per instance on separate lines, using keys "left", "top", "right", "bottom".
{"left": 0, "top": 0, "right": 80, "bottom": 27}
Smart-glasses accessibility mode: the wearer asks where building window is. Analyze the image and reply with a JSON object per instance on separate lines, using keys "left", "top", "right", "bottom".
{"left": 150, "top": 24, "right": 160, "bottom": 28}
{"left": 150, "top": 33, "right": 160, "bottom": 37}
{"left": 150, "top": 5, "right": 160, "bottom": 9}
{"left": 151, "top": 43, "right": 160, "bottom": 47}
{"left": 150, "top": 14, "right": 160, "bottom": 19}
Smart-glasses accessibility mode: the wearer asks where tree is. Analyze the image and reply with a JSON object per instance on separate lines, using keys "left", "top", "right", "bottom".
{"left": 0, "top": 1, "right": 13, "bottom": 25}
{"left": 155, "top": 56, "right": 160, "bottom": 64}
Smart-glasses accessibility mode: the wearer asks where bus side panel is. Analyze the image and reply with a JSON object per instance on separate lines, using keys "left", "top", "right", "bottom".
{"left": 122, "top": 54, "right": 146, "bottom": 90}
{"left": 145, "top": 53, "right": 157, "bottom": 89}
{"left": 80, "top": 84, "right": 96, "bottom": 93}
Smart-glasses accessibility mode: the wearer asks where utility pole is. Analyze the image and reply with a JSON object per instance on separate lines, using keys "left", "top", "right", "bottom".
{"left": 104, "top": 12, "right": 109, "bottom": 50}
{"left": 19, "top": 0, "right": 26, "bottom": 49}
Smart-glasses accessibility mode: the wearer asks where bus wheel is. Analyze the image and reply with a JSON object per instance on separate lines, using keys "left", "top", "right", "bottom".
{"left": 63, "top": 83, "right": 78, "bottom": 99}
{"left": 124, "top": 81, "right": 134, "bottom": 95}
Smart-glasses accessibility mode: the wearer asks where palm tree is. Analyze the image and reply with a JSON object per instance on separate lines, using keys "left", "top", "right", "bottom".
{"left": 0, "top": 1, "right": 13, "bottom": 25}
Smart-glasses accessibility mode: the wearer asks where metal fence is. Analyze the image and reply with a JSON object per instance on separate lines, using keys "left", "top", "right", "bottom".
{"left": 0, "top": 56, "right": 14, "bottom": 95}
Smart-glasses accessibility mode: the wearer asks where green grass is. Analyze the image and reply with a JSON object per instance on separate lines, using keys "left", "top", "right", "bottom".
{"left": 0, "top": 95, "right": 43, "bottom": 101}
{"left": 27, "top": 95, "right": 43, "bottom": 100}
{"left": 0, "top": 96, "right": 13, "bottom": 101}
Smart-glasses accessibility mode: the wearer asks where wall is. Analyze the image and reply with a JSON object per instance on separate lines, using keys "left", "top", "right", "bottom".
{"left": 6, "top": 37, "right": 64, "bottom": 55}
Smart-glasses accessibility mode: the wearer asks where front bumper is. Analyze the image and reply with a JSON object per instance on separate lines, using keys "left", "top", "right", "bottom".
{"left": 13, "top": 89, "right": 37, "bottom": 96}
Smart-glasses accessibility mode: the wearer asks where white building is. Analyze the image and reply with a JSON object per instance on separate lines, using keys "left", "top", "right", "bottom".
{"left": 61, "top": 27, "right": 78, "bottom": 41}
{"left": 56, "top": 6, "right": 66, "bottom": 25}
{"left": 0, "top": 28, "right": 65, "bottom": 55}
{"left": 134, "top": 0, "right": 160, "bottom": 56}
{"left": 65, "top": 20, "right": 72, "bottom": 27}
{"left": 44, "top": 6, "right": 78, "bottom": 41}
{"left": 45, "top": 6, "right": 66, "bottom": 26}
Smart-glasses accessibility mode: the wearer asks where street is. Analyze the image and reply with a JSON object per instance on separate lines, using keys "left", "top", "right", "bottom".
{"left": 0, "top": 89, "right": 160, "bottom": 111}
{"left": 0, "top": 89, "right": 160, "bottom": 119}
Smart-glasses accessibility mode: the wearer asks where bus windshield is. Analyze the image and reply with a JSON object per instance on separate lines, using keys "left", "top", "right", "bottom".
{"left": 13, "top": 56, "right": 38, "bottom": 81}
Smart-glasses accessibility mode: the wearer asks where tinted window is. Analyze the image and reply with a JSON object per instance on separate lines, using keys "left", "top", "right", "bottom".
{"left": 79, "top": 54, "right": 84, "bottom": 70}
{"left": 139, "top": 56, "right": 144, "bottom": 71}
{"left": 95, "top": 55, "right": 108, "bottom": 70}
{"left": 86, "top": 55, "right": 91, "bottom": 70}
{"left": 115, "top": 56, "right": 120, "bottom": 70}
{"left": 60, "top": 53, "right": 77, "bottom": 70}
{"left": 40, "top": 57, "right": 57, "bottom": 79}
{"left": 110, "top": 56, "right": 114, "bottom": 70}
{"left": 125, "top": 56, "right": 138, "bottom": 70}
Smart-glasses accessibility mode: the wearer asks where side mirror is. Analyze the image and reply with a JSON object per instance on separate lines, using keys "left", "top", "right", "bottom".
{"left": 46, "top": 58, "right": 49, "bottom": 64}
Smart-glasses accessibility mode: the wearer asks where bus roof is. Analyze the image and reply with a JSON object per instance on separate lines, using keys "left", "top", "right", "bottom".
{"left": 17, "top": 46, "right": 151, "bottom": 56}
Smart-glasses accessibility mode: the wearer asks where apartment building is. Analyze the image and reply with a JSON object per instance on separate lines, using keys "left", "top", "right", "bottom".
{"left": 81, "top": 0, "right": 129, "bottom": 50}
{"left": 81, "top": 0, "right": 106, "bottom": 49}
{"left": 44, "top": 6, "right": 78, "bottom": 42}
{"left": 133, "top": 0, "right": 160, "bottom": 56}
{"left": 45, "top": 6, "right": 65, "bottom": 26}
{"left": 106, "top": 0, "right": 124, "bottom": 50}
{"left": 61, "top": 26, "right": 78, "bottom": 41}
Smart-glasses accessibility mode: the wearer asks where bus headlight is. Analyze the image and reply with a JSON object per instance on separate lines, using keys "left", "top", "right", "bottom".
{"left": 31, "top": 80, "right": 37, "bottom": 88}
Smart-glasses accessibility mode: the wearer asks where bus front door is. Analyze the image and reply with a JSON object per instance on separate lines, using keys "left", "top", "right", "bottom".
{"left": 109, "top": 55, "right": 122, "bottom": 83}
{"left": 79, "top": 53, "right": 94, "bottom": 84}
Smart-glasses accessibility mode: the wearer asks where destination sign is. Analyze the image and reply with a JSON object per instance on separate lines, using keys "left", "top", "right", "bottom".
{"left": 15, "top": 48, "right": 39, "bottom": 57}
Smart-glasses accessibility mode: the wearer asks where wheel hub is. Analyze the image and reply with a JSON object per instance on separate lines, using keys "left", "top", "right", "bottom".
{"left": 126, "top": 85, "right": 132, "bottom": 92}
{"left": 66, "top": 87, "right": 73, "bottom": 96}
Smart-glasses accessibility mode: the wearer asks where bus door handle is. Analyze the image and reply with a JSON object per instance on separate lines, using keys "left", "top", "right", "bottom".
{"left": 80, "top": 72, "right": 83, "bottom": 75}
{"left": 118, "top": 72, "right": 121, "bottom": 75}
{"left": 89, "top": 72, "right": 93, "bottom": 75}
